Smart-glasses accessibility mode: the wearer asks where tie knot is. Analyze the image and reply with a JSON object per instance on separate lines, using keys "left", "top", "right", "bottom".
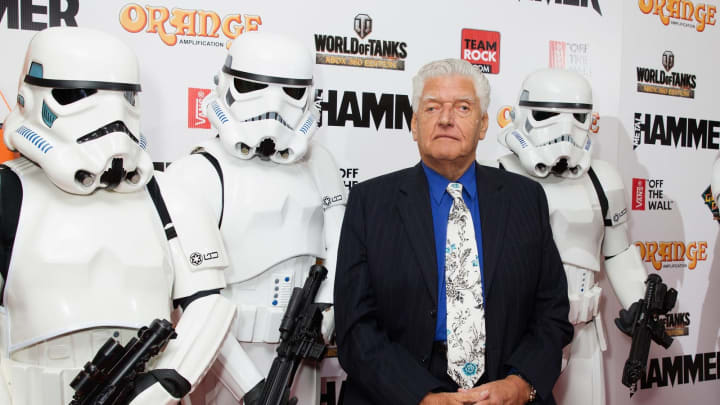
{"left": 447, "top": 182, "right": 463, "bottom": 200}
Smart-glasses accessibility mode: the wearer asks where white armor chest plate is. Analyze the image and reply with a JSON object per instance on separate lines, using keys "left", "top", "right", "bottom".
{"left": 499, "top": 155, "right": 604, "bottom": 272}
{"left": 4, "top": 159, "right": 173, "bottom": 352}
{"left": 208, "top": 144, "right": 325, "bottom": 285}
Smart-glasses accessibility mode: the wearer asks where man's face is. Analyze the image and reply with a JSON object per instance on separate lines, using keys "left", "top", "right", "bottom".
{"left": 411, "top": 75, "right": 488, "bottom": 168}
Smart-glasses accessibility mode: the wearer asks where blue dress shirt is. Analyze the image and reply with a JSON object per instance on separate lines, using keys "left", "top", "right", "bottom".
{"left": 421, "top": 162, "right": 485, "bottom": 341}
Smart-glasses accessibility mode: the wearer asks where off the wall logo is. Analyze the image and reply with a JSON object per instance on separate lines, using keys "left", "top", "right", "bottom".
{"left": 636, "top": 50, "right": 697, "bottom": 99}
{"left": 0, "top": 0, "right": 78, "bottom": 30}
{"left": 659, "top": 312, "right": 690, "bottom": 336}
{"left": 635, "top": 240, "right": 708, "bottom": 270}
{"left": 340, "top": 167, "right": 360, "bottom": 191}
{"left": 632, "top": 178, "right": 675, "bottom": 211}
{"left": 314, "top": 14, "right": 408, "bottom": 71}
{"left": 460, "top": 29, "right": 500, "bottom": 74}
{"left": 638, "top": 0, "right": 717, "bottom": 32}
{"left": 118, "top": 4, "right": 262, "bottom": 48}
{"left": 188, "top": 88, "right": 211, "bottom": 129}
{"left": 632, "top": 113, "right": 720, "bottom": 150}
{"left": 549, "top": 40, "right": 591, "bottom": 77}
{"left": 520, "top": 0, "right": 602, "bottom": 16}
{"left": 701, "top": 185, "right": 720, "bottom": 222}
{"left": 639, "top": 351, "right": 720, "bottom": 390}
{"left": 316, "top": 89, "right": 412, "bottom": 131}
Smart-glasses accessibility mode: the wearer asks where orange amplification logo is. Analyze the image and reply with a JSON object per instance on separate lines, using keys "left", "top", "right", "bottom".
{"left": 119, "top": 4, "right": 262, "bottom": 48}
{"left": 638, "top": 0, "right": 717, "bottom": 32}
{"left": 635, "top": 241, "right": 709, "bottom": 271}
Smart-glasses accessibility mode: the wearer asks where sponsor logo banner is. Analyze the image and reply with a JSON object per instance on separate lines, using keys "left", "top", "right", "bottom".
{"left": 340, "top": 167, "right": 359, "bottom": 191}
{"left": 659, "top": 312, "right": 691, "bottom": 336}
{"left": 631, "top": 178, "right": 674, "bottom": 211}
{"left": 461, "top": 29, "right": 500, "bottom": 74}
{"left": 640, "top": 351, "right": 720, "bottom": 390}
{"left": 0, "top": 0, "right": 78, "bottom": 30}
{"left": 635, "top": 240, "right": 708, "bottom": 270}
{"left": 316, "top": 89, "right": 412, "bottom": 130}
{"left": 632, "top": 113, "right": 720, "bottom": 150}
{"left": 314, "top": 14, "right": 408, "bottom": 71}
{"left": 118, "top": 4, "right": 262, "bottom": 48}
{"left": 188, "top": 88, "right": 211, "bottom": 129}
{"left": 701, "top": 185, "right": 720, "bottom": 222}
{"left": 520, "top": 0, "right": 602, "bottom": 15}
{"left": 549, "top": 40, "right": 591, "bottom": 77}
{"left": 638, "top": 0, "right": 717, "bottom": 32}
{"left": 636, "top": 51, "right": 697, "bottom": 99}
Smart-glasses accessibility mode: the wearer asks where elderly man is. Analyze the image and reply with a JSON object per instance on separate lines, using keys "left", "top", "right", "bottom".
{"left": 334, "top": 59, "right": 573, "bottom": 405}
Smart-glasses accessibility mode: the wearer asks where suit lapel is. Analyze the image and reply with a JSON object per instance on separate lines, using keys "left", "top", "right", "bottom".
{"left": 397, "top": 163, "right": 438, "bottom": 305}
{"left": 476, "top": 163, "right": 509, "bottom": 297}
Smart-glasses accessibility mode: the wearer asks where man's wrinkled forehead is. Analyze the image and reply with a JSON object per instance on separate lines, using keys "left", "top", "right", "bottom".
{"left": 420, "top": 75, "right": 479, "bottom": 104}
{"left": 421, "top": 94, "right": 477, "bottom": 105}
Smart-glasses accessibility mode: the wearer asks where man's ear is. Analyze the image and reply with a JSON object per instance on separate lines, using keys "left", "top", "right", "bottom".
{"left": 477, "top": 112, "right": 489, "bottom": 141}
{"left": 411, "top": 113, "right": 419, "bottom": 141}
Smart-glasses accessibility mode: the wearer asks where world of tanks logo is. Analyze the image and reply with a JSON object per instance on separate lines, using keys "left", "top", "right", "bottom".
{"left": 314, "top": 14, "right": 408, "bottom": 71}
{"left": 636, "top": 51, "right": 697, "bottom": 99}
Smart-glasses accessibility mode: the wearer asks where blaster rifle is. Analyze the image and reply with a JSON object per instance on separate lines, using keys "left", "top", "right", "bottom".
{"left": 614, "top": 274, "right": 677, "bottom": 394}
{"left": 257, "top": 264, "right": 330, "bottom": 405}
{"left": 69, "top": 318, "right": 177, "bottom": 405}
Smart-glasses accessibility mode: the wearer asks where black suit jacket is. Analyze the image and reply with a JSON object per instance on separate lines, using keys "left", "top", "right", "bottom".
{"left": 334, "top": 162, "right": 572, "bottom": 405}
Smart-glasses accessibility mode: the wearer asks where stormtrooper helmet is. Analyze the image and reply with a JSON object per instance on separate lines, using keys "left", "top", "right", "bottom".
{"left": 499, "top": 69, "right": 594, "bottom": 178}
{"left": 203, "top": 32, "right": 319, "bottom": 164}
{"left": 3, "top": 27, "right": 152, "bottom": 194}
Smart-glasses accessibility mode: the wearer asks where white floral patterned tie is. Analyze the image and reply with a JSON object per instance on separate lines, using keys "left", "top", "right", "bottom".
{"left": 445, "top": 182, "right": 486, "bottom": 389}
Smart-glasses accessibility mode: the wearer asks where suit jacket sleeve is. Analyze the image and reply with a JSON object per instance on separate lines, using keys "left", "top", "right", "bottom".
{"left": 506, "top": 181, "right": 573, "bottom": 402}
{"left": 334, "top": 183, "right": 445, "bottom": 405}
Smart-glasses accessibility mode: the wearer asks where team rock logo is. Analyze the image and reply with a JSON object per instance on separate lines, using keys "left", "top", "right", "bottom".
{"left": 314, "top": 14, "right": 408, "bottom": 71}
{"left": 460, "top": 29, "right": 500, "bottom": 74}
{"left": 638, "top": 0, "right": 717, "bottom": 32}
{"left": 632, "top": 178, "right": 675, "bottom": 211}
{"left": 636, "top": 50, "right": 697, "bottom": 99}
{"left": 548, "top": 40, "right": 591, "bottom": 77}
{"left": 632, "top": 113, "right": 720, "bottom": 150}
{"left": 520, "top": 0, "right": 602, "bottom": 16}
{"left": 118, "top": 4, "right": 262, "bottom": 48}
{"left": 634, "top": 240, "right": 708, "bottom": 270}
{"left": 0, "top": 0, "right": 79, "bottom": 30}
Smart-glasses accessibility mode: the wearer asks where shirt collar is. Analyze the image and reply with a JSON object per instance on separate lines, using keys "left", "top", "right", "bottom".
{"left": 421, "top": 162, "right": 478, "bottom": 205}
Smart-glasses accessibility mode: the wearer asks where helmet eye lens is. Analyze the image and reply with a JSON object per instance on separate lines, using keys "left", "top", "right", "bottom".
{"left": 573, "top": 113, "right": 587, "bottom": 123}
{"left": 234, "top": 78, "right": 268, "bottom": 93}
{"left": 283, "top": 87, "right": 306, "bottom": 100}
{"left": 51, "top": 88, "right": 98, "bottom": 105}
{"left": 123, "top": 91, "right": 137, "bottom": 106}
{"left": 531, "top": 110, "right": 559, "bottom": 121}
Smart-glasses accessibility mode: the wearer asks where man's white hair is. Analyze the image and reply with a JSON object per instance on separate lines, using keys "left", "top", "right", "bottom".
{"left": 411, "top": 58, "right": 490, "bottom": 113}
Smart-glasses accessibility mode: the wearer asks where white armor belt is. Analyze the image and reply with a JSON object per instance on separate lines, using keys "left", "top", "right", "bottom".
{"left": 2, "top": 328, "right": 138, "bottom": 404}
{"left": 3, "top": 159, "right": 173, "bottom": 352}
{"left": 223, "top": 255, "right": 316, "bottom": 343}
{"left": 202, "top": 141, "right": 325, "bottom": 284}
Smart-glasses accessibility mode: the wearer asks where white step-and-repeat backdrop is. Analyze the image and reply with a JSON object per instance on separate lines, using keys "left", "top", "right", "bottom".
{"left": 1, "top": 1, "right": 718, "bottom": 403}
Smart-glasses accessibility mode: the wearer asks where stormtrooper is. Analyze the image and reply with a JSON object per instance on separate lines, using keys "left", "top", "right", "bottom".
{"left": 492, "top": 69, "right": 647, "bottom": 405}
{"left": 0, "top": 27, "right": 236, "bottom": 404}
{"left": 165, "top": 32, "right": 346, "bottom": 404}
